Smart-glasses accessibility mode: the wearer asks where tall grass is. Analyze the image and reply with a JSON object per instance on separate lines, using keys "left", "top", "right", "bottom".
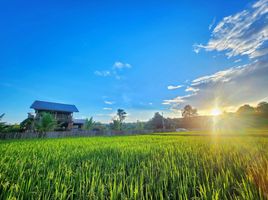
{"left": 0, "top": 134, "right": 268, "bottom": 199}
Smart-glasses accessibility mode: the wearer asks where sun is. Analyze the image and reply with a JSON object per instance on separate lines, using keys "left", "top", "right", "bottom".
{"left": 211, "top": 108, "right": 222, "bottom": 116}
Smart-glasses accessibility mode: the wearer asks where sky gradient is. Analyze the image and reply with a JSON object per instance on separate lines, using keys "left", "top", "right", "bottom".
{"left": 1, "top": 0, "right": 267, "bottom": 123}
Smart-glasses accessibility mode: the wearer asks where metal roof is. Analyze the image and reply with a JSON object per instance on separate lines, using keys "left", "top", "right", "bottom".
{"left": 73, "top": 119, "right": 86, "bottom": 124}
{"left": 30, "top": 100, "right": 79, "bottom": 113}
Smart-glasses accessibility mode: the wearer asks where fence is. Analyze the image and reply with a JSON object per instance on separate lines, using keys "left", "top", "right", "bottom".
{"left": 0, "top": 129, "right": 165, "bottom": 140}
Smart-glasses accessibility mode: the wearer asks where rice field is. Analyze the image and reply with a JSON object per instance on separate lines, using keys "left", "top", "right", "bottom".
{"left": 1, "top": 133, "right": 268, "bottom": 199}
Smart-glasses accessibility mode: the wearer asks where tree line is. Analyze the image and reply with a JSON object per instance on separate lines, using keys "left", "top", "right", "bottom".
{"left": 1, "top": 102, "right": 268, "bottom": 135}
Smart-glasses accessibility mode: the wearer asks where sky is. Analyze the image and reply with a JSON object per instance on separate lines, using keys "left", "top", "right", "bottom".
{"left": 0, "top": 0, "right": 268, "bottom": 123}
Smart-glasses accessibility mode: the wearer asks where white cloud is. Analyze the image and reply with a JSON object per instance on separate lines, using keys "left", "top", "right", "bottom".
{"left": 162, "top": 94, "right": 194, "bottom": 105}
{"left": 167, "top": 85, "right": 183, "bottom": 90}
{"left": 234, "top": 59, "right": 242, "bottom": 63}
{"left": 193, "top": 45, "right": 201, "bottom": 53}
{"left": 208, "top": 17, "right": 216, "bottom": 30}
{"left": 185, "top": 87, "right": 199, "bottom": 93}
{"left": 94, "top": 70, "right": 111, "bottom": 77}
{"left": 103, "top": 107, "right": 112, "bottom": 110}
{"left": 113, "top": 61, "right": 132, "bottom": 69}
{"left": 194, "top": 0, "right": 268, "bottom": 59}
{"left": 104, "top": 101, "right": 115, "bottom": 105}
{"left": 94, "top": 61, "right": 132, "bottom": 79}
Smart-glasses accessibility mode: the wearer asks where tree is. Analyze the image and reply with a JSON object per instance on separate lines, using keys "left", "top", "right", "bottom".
{"left": 148, "top": 112, "right": 164, "bottom": 130}
{"left": 110, "top": 119, "right": 121, "bottom": 131}
{"left": 135, "top": 120, "right": 145, "bottom": 130}
{"left": 165, "top": 118, "right": 176, "bottom": 129}
{"left": 182, "top": 105, "right": 198, "bottom": 118}
{"left": 20, "top": 118, "right": 34, "bottom": 132}
{"left": 4, "top": 124, "right": 21, "bottom": 133}
{"left": 112, "top": 109, "right": 127, "bottom": 130}
{"left": 35, "top": 112, "right": 56, "bottom": 135}
{"left": 256, "top": 102, "right": 268, "bottom": 116}
{"left": 93, "top": 122, "right": 107, "bottom": 131}
{"left": 236, "top": 104, "right": 255, "bottom": 115}
{"left": 82, "top": 117, "right": 95, "bottom": 130}
{"left": 117, "top": 109, "right": 127, "bottom": 123}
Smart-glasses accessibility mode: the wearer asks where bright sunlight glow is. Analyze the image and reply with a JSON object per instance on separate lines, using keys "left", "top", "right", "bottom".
{"left": 211, "top": 108, "right": 222, "bottom": 116}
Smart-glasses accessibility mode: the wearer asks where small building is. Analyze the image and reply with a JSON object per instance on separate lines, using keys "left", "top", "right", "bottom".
{"left": 73, "top": 119, "right": 86, "bottom": 130}
{"left": 30, "top": 100, "right": 79, "bottom": 130}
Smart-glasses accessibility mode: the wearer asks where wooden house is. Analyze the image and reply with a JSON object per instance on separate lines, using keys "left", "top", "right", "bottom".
{"left": 30, "top": 100, "right": 79, "bottom": 130}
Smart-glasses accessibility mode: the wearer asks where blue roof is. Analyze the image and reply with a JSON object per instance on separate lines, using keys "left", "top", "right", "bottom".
{"left": 73, "top": 119, "right": 86, "bottom": 124}
{"left": 30, "top": 100, "right": 79, "bottom": 113}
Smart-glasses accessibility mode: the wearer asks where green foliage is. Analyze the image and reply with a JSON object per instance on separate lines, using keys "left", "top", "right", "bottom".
{"left": 256, "top": 102, "right": 268, "bottom": 116}
{"left": 0, "top": 113, "right": 6, "bottom": 132}
{"left": 0, "top": 134, "right": 268, "bottom": 199}
{"left": 20, "top": 118, "right": 34, "bottom": 132}
{"left": 110, "top": 119, "right": 121, "bottom": 131}
{"left": 3, "top": 124, "right": 21, "bottom": 133}
{"left": 93, "top": 122, "right": 108, "bottom": 131}
{"left": 236, "top": 102, "right": 268, "bottom": 117}
{"left": 133, "top": 120, "right": 145, "bottom": 130}
{"left": 82, "top": 117, "right": 95, "bottom": 130}
{"left": 117, "top": 109, "right": 127, "bottom": 123}
{"left": 35, "top": 112, "right": 56, "bottom": 133}
{"left": 237, "top": 104, "right": 255, "bottom": 115}
{"left": 147, "top": 112, "right": 164, "bottom": 129}
{"left": 0, "top": 114, "right": 20, "bottom": 133}
{"left": 111, "top": 109, "right": 127, "bottom": 130}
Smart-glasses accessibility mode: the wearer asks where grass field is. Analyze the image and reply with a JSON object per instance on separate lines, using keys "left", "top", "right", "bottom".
{"left": 1, "top": 132, "right": 268, "bottom": 199}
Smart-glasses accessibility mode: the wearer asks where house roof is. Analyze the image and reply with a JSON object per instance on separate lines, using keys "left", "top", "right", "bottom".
{"left": 30, "top": 100, "right": 79, "bottom": 113}
{"left": 73, "top": 119, "right": 86, "bottom": 124}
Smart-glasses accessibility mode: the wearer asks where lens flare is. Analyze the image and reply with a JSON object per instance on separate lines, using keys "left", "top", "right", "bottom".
{"left": 211, "top": 108, "right": 222, "bottom": 116}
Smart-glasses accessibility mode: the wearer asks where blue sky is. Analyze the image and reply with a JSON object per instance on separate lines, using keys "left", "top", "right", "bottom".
{"left": 1, "top": 0, "right": 268, "bottom": 123}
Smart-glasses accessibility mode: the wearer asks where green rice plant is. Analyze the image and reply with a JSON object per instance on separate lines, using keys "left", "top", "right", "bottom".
{"left": 0, "top": 132, "right": 268, "bottom": 199}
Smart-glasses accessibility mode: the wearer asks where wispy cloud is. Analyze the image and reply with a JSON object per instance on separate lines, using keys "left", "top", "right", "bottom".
{"left": 113, "top": 61, "right": 132, "bottom": 69}
{"left": 167, "top": 85, "right": 183, "bottom": 90}
{"left": 194, "top": 0, "right": 268, "bottom": 59}
{"left": 94, "top": 61, "right": 132, "bottom": 79}
{"left": 94, "top": 70, "right": 111, "bottom": 77}
{"left": 162, "top": 95, "right": 192, "bottom": 105}
{"left": 103, "top": 107, "right": 112, "bottom": 110}
{"left": 208, "top": 17, "right": 216, "bottom": 30}
{"left": 167, "top": 0, "right": 268, "bottom": 112}
{"left": 234, "top": 59, "right": 242, "bottom": 63}
{"left": 104, "top": 101, "right": 115, "bottom": 105}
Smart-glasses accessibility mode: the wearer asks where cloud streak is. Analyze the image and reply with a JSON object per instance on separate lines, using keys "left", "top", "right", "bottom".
{"left": 167, "top": 85, "right": 183, "bottom": 90}
{"left": 104, "top": 101, "right": 115, "bottom": 105}
{"left": 103, "top": 107, "right": 113, "bottom": 110}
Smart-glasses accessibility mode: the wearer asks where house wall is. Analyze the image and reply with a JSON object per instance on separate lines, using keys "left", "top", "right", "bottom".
{"left": 35, "top": 110, "right": 73, "bottom": 129}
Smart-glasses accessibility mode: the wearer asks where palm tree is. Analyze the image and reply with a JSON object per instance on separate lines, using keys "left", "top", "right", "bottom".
{"left": 82, "top": 117, "right": 95, "bottom": 130}
{"left": 35, "top": 112, "right": 56, "bottom": 137}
